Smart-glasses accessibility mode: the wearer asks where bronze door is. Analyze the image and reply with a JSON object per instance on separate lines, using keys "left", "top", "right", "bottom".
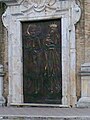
{"left": 22, "top": 19, "right": 62, "bottom": 104}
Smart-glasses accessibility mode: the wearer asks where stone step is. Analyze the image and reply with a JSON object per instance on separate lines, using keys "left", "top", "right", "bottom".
{"left": 0, "top": 107, "right": 90, "bottom": 120}
{"left": 1, "top": 116, "right": 90, "bottom": 120}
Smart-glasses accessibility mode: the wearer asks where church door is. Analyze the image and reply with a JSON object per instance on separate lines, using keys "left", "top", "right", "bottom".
{"left": 22, "top": 19, "right": 62, "bottom": 104}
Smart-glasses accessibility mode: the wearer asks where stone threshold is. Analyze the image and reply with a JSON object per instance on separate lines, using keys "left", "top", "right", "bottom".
{"left": 10, "top": 103, "right": 69, "bottom": 108}
{"left": 0, "top": 116, "right": 90, "bottom": 119}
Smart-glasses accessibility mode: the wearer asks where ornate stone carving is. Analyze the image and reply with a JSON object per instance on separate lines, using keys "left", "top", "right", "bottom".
{"left": 22, "top": 0, "right": 56, "bottom": 12}
{"left": 72, "top": 3, "right": 81, "bottom": 24}
{"left": 2, "top": 9, "right": 9, "bottom": 29}
{"left": 1, "top": 0, "right": 81, "bottom": 107}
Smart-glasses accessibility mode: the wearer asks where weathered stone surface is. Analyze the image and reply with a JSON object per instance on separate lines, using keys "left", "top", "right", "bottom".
{"left": 77, "top": 63, "right": 90, "bottom": 107}
{"left": 0, "top": 3, "right": 8, "bottom": 103}
{"left": 75, "top": 0, "right": 85, "bottom": 101}
{"left": 0, "top": 107, "right": 90, "bottom": 119}
{"left": 85, "top": 0, "right": 90, "bottom": 62}
{"left": 1, "top": 0, "right": 81, "bottom": 107}
{"left": 0, "top": 3, "right": 4, "bottom": 64}
{"left": 1, "top": 118, "right": 90, "bottom": 120}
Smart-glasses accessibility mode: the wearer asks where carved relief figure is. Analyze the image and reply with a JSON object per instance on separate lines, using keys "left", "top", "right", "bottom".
{"left": 23, "top": 20, "right": 62, "bottom": 103}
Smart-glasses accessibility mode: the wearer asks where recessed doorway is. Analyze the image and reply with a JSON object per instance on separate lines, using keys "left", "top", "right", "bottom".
{"left": 22, "top": 19, "right": 62, "bottom": 104}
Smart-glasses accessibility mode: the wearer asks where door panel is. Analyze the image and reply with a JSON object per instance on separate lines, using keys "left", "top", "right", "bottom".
{"left": 22, "top": 19, "right": 62, "bottom": 104}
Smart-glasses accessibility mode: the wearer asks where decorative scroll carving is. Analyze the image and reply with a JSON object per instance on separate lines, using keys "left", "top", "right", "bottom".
{"left": 72, "top": 3, "right": 81, "bottom": 24}
{"left": 2, "top": 9, "right": 8, "bottom": 29}
{"left": 22, "top": 0, "right": 56, "bottom": 12}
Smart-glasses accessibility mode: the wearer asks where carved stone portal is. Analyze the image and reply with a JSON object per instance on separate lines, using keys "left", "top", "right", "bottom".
{"left": 1, "top": 0, "right": 81, "bottom": 107}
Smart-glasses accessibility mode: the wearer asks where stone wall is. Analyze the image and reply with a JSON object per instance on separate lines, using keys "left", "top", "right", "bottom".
{"left": 0, "top": 3, "right": 4, "bottom": 64}
{"left": 85, "top": 0, "right": 90, "bottom": 62}
{"left": 0, "top": 3, "right": 8, "bottom": 101}
{"left": 76, "top": 0, "right": 90, "bottom": 101}
{"left": 76, "top": 0, "right": 85, "bottom": 100}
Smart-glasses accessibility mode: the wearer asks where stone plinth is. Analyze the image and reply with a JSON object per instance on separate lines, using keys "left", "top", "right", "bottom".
{"left": 77, "top": 63, "right": 90, "bottom": 107}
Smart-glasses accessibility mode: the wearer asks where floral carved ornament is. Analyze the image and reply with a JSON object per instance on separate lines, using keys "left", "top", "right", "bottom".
{"left": 22, "top": 0, "right": 56, "bottom": 12}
